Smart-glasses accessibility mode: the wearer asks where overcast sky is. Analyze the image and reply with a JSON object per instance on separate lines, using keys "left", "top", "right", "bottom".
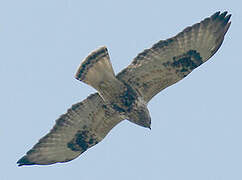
{"left": 1, "top": 0, "right": 241, "bottom": 179}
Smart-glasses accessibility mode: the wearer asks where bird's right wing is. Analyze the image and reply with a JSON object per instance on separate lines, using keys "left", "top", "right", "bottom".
{"left": 117, "top": 11, "right": 231, "bottom": 102}
{"left": 17, "top": 93, "right": 124, "bottom": 166}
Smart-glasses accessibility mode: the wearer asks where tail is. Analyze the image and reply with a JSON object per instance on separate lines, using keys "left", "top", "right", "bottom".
{"left": 75, "top": 46, "right": 116, "bottom": 91}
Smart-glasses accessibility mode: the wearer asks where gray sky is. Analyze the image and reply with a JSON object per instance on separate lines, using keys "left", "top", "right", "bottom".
{"left": 1, "top": 0, "right": 241, "bottom": 179}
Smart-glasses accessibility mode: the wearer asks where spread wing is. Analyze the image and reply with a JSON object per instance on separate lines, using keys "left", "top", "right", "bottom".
{"left": 17, "top": 93, "right": 123, "bottom": 166}
{"left": 117, "top": 11, "right": 231, "bottom": 102}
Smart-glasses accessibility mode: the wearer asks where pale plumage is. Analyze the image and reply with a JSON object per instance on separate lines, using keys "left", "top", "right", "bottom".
{"left": 17, "top": 11, "right": 231, "bottom": 166}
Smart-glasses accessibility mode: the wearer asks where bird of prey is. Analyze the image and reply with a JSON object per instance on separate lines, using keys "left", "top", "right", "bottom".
{"left": 17, "top": 11, "right": 231, "bottom": 166}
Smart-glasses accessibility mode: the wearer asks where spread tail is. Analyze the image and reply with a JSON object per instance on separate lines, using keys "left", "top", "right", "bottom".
{"left": 75, "top": 46, "right": 116, "bottom": 91}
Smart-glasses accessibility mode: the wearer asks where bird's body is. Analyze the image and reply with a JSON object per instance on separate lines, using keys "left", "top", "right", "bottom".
{"left": 17, "top": 11, "right": 231, "bottom": 166}
{"left": 75, "top": 46, "right": 151, "bottom": 128}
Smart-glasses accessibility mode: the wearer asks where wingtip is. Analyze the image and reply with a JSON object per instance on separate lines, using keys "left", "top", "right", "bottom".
{"left": 211, "top": 11, "right": 232, "bottom": 20}
{"left": 221, "top": 13, "right": 232, "bottom": 35}
{"left": 17, "top": 156, "right": 36, "bottom": 167}
{"left": 209, "top": 11, "right": 232, "bottom": 31}
{"left": 211, "top": 11, "right": 220, "bottom": 20}
{"left": 220, "top": 11, "right": 228, "bottom": 18}
{"left": 223, "top": 14, "right": 232, "bottom": 25}
{"left": 224, "top": 21, "right": 231, "bottom": 35}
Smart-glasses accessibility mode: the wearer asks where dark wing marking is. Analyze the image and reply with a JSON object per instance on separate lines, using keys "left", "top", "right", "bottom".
{"left": 117, "top": 11, "right": 231, "bottom": 102}
{"left": 17, "top": 93, "right": 123, "bottom": 166}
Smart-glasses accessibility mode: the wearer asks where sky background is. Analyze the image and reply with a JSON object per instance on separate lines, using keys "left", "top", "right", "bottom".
{"left": 1, "top": 0, "right": 241, "bottom": 180}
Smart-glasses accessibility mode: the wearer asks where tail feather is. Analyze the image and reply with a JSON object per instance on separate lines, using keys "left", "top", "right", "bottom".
{"left": 75, "top": 46, "right": 116, "bottom": 91}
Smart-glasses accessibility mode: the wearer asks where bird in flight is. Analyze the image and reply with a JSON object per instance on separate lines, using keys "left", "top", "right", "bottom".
{"left": 17, "top": 11, "right": 231, "bottom": 166}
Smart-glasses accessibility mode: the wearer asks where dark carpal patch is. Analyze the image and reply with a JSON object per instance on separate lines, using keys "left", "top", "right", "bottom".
{"left": 67, "top": 129, "right": 99, "bottom": 152}
{"left": 163, "top": 50, "right": 203, "bottom": 77}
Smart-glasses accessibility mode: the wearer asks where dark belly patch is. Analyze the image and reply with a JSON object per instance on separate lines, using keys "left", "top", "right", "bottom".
{"left": 109, "top": 82, "right": 138, "bottom": 113}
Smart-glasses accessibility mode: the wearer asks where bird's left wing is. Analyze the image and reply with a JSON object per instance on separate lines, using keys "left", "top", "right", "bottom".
{"left": 117, "top": 11, "right": 231, "bottom": 102}
{"left": 17, "top": 93, "right": 123, "bottom": 166}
